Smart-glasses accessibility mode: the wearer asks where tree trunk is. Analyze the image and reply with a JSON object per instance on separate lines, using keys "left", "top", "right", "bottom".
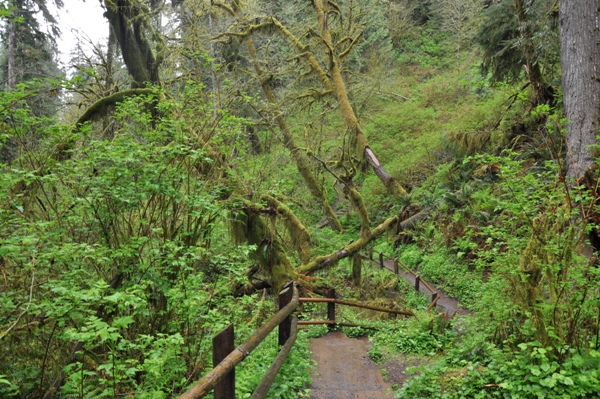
{"left": 560, "top": 0, "right": 600, "bottom": 180}
{"left": 104, "top": 0, "right": 161, "bottom": 87}
{"left": 244, "top": 36, "right": 343, "bottom": 232}
{"left": 312, "top": 0, "right": 406, "bottom": 196}
{"left": 7, "top": 18, "right": 17, "bottom": 89}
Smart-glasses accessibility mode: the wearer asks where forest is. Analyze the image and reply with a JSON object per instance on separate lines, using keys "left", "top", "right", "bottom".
{"left": 1, "top": 0, "right": 600, "bottom": 398}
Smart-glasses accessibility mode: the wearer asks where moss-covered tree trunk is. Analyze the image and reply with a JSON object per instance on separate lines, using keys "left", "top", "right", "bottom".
{"left": 104, "top": 0, "right": 162, "bottom": 87}
{"left": 243, "top": 36, "right": 343, "bottom": 232}
{"left": 312, "top": 0, "right": 406, "bottom": 196}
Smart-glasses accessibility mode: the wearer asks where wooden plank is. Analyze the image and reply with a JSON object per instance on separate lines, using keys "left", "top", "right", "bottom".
{"left": 297, "top": 320, "right": 377, "bottom": 329}
{"left": 213, "top": 324, "right": 235, "bottom": 399}
{"left": 325, "top": 288, "right": 336, "bottom": 330}
{"left": 299, "top": 298, "right": 414, "bottom": 316}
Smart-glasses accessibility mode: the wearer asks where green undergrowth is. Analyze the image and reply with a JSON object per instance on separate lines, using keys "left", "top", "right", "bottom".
{"left": 396, "top": 342, "right": 600, "bottom": 399}
{"left": 235, "top": 328, "right": 312, "bottom": 399}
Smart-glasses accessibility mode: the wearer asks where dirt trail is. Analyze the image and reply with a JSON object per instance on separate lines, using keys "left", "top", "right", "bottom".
{"left": 309, "top": 331, "right": 393, "bottom": 399}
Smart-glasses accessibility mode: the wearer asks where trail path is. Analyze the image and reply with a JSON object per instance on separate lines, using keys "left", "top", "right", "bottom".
{"left": 364, "top": 256, "right": 472, "bottom": 318}
{"left": 307, "top": 253, "right": 471, "bottom": 397}
{"left": 309, "top": 331, "right": 393, "bottom": 399}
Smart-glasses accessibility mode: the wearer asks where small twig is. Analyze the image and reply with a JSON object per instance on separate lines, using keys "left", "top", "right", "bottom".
{"left": 0, "top": 266, "right": 35, "bottom": 340}
{"left": 310, "top": 153, "right": 350, "bottom": 190}
{"left": 377, "top": 89, "right": 410, "bottom": 101}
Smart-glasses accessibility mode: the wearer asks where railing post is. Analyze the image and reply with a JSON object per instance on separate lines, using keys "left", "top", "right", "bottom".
{"left": 325, "top": 288, "right": 336, "bottom": 331}
{"left": 278, "top": 282, "right": 294, "bottom": 346}
{"left": 213, "top": 324, "right": 235, "bottom": 399}
{"left": 431, "top": 292, "right": 438, "bottom": 307}
{"left": 415, "top": 275, "right": 421, "bottom": 291}
{"left": 379, "top": 252, "right": 384, "bottom": 269}
{"left": 369, "top": 248, "right": 374, "bottom": 260}
{"left": 393, "top": 258, "right": 399, "bottom": 274}
{"left": 352, "top": 253, "right": 362, "bottom": 287}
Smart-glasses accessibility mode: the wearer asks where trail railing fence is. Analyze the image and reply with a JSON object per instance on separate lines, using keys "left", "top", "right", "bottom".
{"left": 178, "top": 279, "right": 414, "bottom": 399}
{"left": 365, "top": 249, "right": 439, "bottom": 311}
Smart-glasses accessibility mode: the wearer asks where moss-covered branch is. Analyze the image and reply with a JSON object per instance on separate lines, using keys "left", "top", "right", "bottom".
{"left": 243, "top": 34, "right": 342, "bottom": 231}
{"left": 338, "top": 31, "right": 364, "bottom": 58}
{"left": 311, "top": 0, "right": 407, "bottom": 196}
{"left": 74, "top": 88, "right": 154, "bottom": 130}
{"left": 271, "top": 17, "right": 332, "bottom": 91}
{"left": 299, "top": 213, "right": 401, "bottom": 274}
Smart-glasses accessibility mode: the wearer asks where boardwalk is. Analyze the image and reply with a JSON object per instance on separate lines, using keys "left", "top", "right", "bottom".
{"left": 309, "top": 331, "right": 393, "bottom": 399}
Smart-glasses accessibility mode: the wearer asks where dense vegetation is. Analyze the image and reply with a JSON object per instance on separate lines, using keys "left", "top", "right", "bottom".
{"left": 1, "top": 0, "right": 599, "bottom": 398}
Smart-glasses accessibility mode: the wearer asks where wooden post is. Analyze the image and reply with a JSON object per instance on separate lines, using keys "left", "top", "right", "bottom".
{"left": 325, "top": 288, "right": 336, "bottom": 330}
{"left": 379, "top": 252, "right": 384, "bottom": 269}
{"left": 278, "top": 282, "right": 294, "bottom": 346}
{"left": 415, "top": 275, "right": 420, "bottom": 291}
{"left": 431, "top": 292, "right": 438, "bottom": 307}
{"left": 352, "top": 253, "right": 362, "bottom": 287}
{"left": 369, "top": 248, "right": 374, "bottom": 260}
{"left": 213, "top": 324, "right": 235, "bottom": 399}
{"left": 393, "top": 258, "right": 399, "bottom": 274}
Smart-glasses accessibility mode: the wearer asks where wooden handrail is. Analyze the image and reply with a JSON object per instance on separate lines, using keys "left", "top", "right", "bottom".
{"left": 178, "top": 283, "right": 299, "bottom": 399}
{"left": 300, "top": 297, "right": 414, "bottom": 316}
{"left": 250, "top": 317, "right": 298, "bottom": 399}
{"left": 361, "top": 251, "right": 442, "bottom": 310}
{"left": 297, "top": 320, "right": 377, "bottom": 329}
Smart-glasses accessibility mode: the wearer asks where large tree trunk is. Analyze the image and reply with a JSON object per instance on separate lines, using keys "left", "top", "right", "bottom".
{"left": 560, "top": 0, "right": 600, "bottom": 180}
{"left": 104, "top": 0, "right": 161, "bottom": 87}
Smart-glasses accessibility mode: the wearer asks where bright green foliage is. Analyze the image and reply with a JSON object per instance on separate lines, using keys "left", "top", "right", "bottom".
{"left": 389, "top": 150, "right": 600, "bottom": 398}
{"left": 397, "top": 343, "right": 600, "bottom": 398}
{"left": 0, "top": 81, "right": 311, "bottom": 397}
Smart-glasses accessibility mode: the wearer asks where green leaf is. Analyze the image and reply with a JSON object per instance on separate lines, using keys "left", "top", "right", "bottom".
{"left": 562, "top": 377, "right": 574, "bottom": 386}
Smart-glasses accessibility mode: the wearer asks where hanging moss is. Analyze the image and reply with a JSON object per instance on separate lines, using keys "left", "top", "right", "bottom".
{"left": 261, "top": 194, "right": 311, "bottom": 263}
{"left": 228, "top": 204, "right": 297, "bottom": 290}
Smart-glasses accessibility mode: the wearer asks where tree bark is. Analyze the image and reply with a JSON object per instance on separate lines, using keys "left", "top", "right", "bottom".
{"left": 7, "top": 18, "right": 17, "bottom": 89}
{"left": 560, "top": 0, "right": 600, "bottom": 180}
{"left": 104, "top": 0, "right": 161, "bottom": 87}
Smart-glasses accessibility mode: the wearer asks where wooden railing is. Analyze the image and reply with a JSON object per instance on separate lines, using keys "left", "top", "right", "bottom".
{"left": 178, "top": 282, "right": 299, "bottom": 399}
{"left": 299, "top": 287, "right": 414, "bottom": 329}
{"left": 364, "top": 250, "right": 440, "bottom": 311}
{"left": 178, "top": 278, "right": 414, "bottom": 399}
